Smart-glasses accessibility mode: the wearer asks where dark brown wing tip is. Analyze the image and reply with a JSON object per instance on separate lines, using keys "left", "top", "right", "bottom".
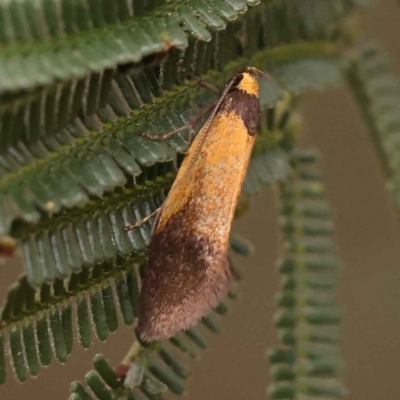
{"left": 138, "top": 260, "right": 232, "bottom": 342}
{"left": 138, "top": 288, "right": 230, "bottom": 342}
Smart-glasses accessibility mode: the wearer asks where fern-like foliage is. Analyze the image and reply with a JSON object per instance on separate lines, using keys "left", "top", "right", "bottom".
{"left": 346, "top": 41, "right": 400, "bottom": 207}
{"left": 0, "top": 0, "right": 349, "bottom": 152}
{"left": 269, "top": 147, "right": 346, "bottom": 399}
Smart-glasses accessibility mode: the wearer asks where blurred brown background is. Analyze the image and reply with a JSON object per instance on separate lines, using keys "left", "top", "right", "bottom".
{"left": 1, "top": 1, "right": 400, "bottom": 399}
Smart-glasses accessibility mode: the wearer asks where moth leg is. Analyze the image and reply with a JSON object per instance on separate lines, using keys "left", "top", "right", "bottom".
{"left": 140, "top": 102, "right": 215, "bottom": 143}
{"left": 124, "top": 208, "right": 161, "bottom": 232}
{"left": 140, "top": 70, "right": 223, "bottom": 143}
{"left": 140, "top": 124, "right": 190, "bottom": 141}
{"left": 177, "top": 67, "right": 221, "bottom": 94}
{"left": 189, "top": 74, "right": 220, "bottom": 94}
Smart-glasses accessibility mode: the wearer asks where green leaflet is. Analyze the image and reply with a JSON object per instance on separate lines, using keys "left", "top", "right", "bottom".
{"left": 268, "top": 148, "right": 346, "bottom": 399}
{"left": 9, "top": 324, "right": 28, "bottom": 382}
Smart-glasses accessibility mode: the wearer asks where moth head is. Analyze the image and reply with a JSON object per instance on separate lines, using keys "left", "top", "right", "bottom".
{"left": 227, "top": 67, "right": 260, "bottom": 97}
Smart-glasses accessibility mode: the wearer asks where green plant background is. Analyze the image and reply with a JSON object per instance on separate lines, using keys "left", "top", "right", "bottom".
{"left": 1, "top": 0, "right": 399, "bottom": 399}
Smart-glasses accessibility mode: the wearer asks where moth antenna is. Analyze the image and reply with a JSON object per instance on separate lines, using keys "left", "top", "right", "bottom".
{"left": 245, "top": 67, "right": 284, "bottom": 90}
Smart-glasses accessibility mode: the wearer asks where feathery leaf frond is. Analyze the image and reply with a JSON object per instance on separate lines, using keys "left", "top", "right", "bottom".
{"left": 346, "top": 41, "right": 400, "bottom": 208}
{"left": 268, "top": 147, "right": 346, "bottom": 399}
{"left": 0, "top": 0, "right": 352, "bottom": 149}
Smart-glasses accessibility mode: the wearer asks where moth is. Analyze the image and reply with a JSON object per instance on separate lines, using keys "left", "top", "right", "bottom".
{"left": 130, "top": 67, "right": 261, "bottom": 341}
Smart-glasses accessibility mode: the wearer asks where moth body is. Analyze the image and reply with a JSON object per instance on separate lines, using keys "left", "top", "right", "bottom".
{"left": 138, "top": 69, "right": 261, "bottom": 341}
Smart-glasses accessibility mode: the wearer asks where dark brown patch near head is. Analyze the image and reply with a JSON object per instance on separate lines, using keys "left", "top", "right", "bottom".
{"left": 223, "top": 91, "right": 260, "bottom": 134}
{"left": 226, "top": 73, "right": 244, "bottom": 92}
{"left": 222, "top": 72, "right": 260, "bottom": 135}
{"left": 138, "top": 210, "right": 232, "bottom": 342}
